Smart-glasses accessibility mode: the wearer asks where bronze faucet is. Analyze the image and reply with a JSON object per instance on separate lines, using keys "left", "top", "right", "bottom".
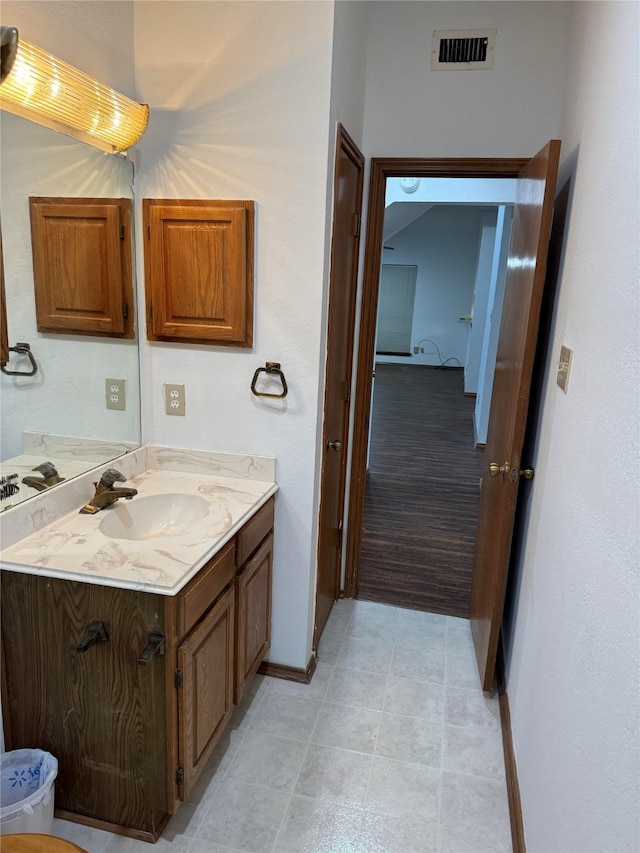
{"left": 79, "top": 468, "right": 138, "bottom": 514}
{"left": 22, "top": 462, "right": 65, "bottom": 491}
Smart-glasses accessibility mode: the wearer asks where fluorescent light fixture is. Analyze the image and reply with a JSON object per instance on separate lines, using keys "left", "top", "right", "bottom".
{"left": 0, "top": 26, "right": 148, "bottom": 154}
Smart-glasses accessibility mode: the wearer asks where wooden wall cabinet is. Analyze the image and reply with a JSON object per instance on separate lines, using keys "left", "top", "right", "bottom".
{"left": 143, "top": 199, "right": 254, "bottom": 347}
{"left": 29, "top": 197, "right": 134, "bottom": 338}
{"left": 1, "top": 233, "right": 8, "bottom": 366}
{"left": 1, "top": 498, "right": 274, "bottom": 842}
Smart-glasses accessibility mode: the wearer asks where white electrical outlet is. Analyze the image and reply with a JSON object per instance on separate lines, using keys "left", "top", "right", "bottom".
{"left": 164, "top": 383, "right": 186, "bottom": 416}
{"left": 106, "top": 378, "right": 125, "bottom": 410}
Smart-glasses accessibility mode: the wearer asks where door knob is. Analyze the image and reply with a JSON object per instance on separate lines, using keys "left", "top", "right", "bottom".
{"left": 489, "top": 462, "right": 509, "bottom": 478}
{"left": 489, "top": 462, "right": 535, "bottom": 481}
{"left": 327, "top": 439, "right": 342, "bottom": 452}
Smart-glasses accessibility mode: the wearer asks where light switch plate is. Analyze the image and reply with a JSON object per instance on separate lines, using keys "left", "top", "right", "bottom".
{"left": 106, "top": 378, "right": 125, "bottom": 410}
{"left": 557, "top": 345, "right": 573, "bottom": 393}
{"left": 165, "top": 383, "right": 185, "bottom": 416}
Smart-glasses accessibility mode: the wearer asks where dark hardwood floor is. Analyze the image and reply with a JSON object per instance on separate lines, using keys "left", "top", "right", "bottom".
{"left": 357, "top": 363, "right": 485, "bottom": 617}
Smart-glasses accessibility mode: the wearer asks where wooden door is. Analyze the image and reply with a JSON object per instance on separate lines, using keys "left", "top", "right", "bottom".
{"left": 314, "top": 124, "right": 364, "bottom": 647}
{"left": 177, "top": 585, "right": 235, "bottom": 798}
{"left": 470, "top": 140, "right": 561, "bottom": 690}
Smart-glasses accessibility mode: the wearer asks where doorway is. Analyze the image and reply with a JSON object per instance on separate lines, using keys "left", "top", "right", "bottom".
{"left": 357, "top": 193, "right": 514, "bottom": 616}
{"left": 344, "top": 146, "right": 561, "bottom": 689}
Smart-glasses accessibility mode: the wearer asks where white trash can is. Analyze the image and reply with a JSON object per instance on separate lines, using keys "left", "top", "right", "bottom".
{"left": 0, "top": 749, "right": 58, "bottom": 836}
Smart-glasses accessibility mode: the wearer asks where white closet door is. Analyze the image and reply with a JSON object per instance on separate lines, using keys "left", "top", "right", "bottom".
{"left": 375, "top": 264, "right": 417, "bottom": 355}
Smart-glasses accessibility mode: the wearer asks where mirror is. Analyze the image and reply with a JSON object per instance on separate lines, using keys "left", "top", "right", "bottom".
{"left": 0, "top": 112, "right": 141, "bottom": 509}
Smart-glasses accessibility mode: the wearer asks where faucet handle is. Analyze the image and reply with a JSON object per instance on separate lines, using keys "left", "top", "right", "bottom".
{"left": 99, "top": 468, "right": 126, "bottom": 487}
{"left": 32, "top": 461, "right": 59, "bottom": 478}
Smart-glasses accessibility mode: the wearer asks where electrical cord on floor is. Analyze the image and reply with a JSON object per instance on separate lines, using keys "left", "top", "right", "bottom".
{"left": 416, "top": 339, "right": 462, "bottom": 368}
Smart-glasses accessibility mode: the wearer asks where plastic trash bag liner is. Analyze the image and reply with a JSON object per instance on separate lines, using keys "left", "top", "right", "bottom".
{"left": 1, "top": 749, "right": 58, "bottom": 813}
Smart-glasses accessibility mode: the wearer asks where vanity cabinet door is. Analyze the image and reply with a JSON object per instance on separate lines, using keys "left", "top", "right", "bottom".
{"left": 177, "top": 584, "right": 235, "bottom": 799}
{"left": 0, "top": 573, "right": 170, "bottom": 839}
{"left": 235, "top": 534, "right": 273, "bottom": 704}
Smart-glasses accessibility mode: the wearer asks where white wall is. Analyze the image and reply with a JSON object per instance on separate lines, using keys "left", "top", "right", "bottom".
{"left": 386, "top": 178, "right": 516, "bottom": 206}
{"left": 376, "top": 206, "right": 484, "bottom": 367}
{"left": 133, "top": 1, "right": 335, "bottom": 669}
{"left": 464, "top": 209, "right": 497, "bottom": 394}
{"left": 475, "top": 205, "right": 513, "bottom": 445}
{"left": 363, "top": 1, "right": 570, "bottom": 158}
{"left": 504, "top": 3, "right": 640, "bottom": 851}
{"left": 329, "top": 0, "right": 370, "bottom": 149}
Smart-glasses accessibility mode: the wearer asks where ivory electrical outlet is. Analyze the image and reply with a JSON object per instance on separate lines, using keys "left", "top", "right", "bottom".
{"left": 557, "top": 345, "right": 573, "bottom": 393}
{"left": 106, "top": 378, "right": 125, "bottom": 410}
{"left": 165, "top": 383, "right": 185, "bottom": 416}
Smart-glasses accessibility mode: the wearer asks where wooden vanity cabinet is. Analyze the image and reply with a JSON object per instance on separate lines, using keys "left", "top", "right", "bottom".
{"left": 1, "top": 497, "right": 274, "bottom": 843}
{"left": 0, "top": 574, "right": 170, "bottom": 841}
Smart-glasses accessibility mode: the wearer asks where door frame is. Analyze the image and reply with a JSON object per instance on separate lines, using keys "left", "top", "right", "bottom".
{"left": 344, "top": 157, "right": 529, "bottom": 597}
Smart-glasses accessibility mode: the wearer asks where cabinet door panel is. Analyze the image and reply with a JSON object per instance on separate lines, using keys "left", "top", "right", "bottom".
{"left": 0, "top": 573, "right": 168, "bottom": 835}
{"left": 235, "top": 534, "right": 273, "bottom": 704}
{"left": 177, "top": 585, "right": 235, "bottom": 798}
{"left": 29, "top": 197, "right": 134, "bottom": 338}
{"left": 143, "top": 199, "right": 254, "bottom": 346}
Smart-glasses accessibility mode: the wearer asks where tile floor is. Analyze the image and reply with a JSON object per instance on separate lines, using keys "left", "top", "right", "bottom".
{"left": 51, "top": 599, "right": 512, "bottom": 852}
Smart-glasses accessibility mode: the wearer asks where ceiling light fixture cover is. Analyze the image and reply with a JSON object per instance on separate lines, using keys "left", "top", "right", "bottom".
{"left": 0, "top": 26, "right": 148, "bottom": 154}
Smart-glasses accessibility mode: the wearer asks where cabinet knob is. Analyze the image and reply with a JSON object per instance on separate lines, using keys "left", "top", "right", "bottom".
{"left": 138, "top": 632, "right": 165, "bottom": 665}
{"left": 77, "top": 621, "right": 109, "bottom": 652}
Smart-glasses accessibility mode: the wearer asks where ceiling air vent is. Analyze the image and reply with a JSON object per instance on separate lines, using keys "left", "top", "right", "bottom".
{"left": 431, "top": 29, "right": 496, "bottom": 71}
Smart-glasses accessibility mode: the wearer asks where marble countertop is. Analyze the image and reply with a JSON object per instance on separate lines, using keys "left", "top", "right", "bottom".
{"left": 0, "top": 466, "right": 278, "bottom": 596}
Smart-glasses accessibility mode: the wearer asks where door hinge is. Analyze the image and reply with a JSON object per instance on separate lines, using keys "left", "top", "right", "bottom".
{"left": 120, "top": 224, "right": 125, "bottom": 240}
{"left": 176, "top": 766, "right": 184, "bottom": 786}
{"left": 336, "top": 520, "right": 343, "bottom": 548}
{"left": 342, "top": 380, "right": 351, "bottom": 403}
{"left": 149, "top": 304, "right": 154, "bottom": 320}
{"left": 122, "top": 302, "right": 128, "bottom": 319}
{"left": 351, "top": 213, "right": 361, "bottom": 238}
{"left": 175, "top": 668, "right": 183, "bottom": 689}
{"left": 147, "top": 224, "right": 151, "bottom": 240}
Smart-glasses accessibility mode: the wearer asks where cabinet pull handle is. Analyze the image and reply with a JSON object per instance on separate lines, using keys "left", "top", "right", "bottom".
{"left": 138, "top": 632, "right": 165, "bottom": 665}
{"left": 77, "top": 621, "right": 109, "bottom": 652}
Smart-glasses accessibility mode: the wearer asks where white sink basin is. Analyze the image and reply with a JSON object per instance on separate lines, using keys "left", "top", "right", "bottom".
{"left": 99, "top": 493, "right": 209, "bottom": 541}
